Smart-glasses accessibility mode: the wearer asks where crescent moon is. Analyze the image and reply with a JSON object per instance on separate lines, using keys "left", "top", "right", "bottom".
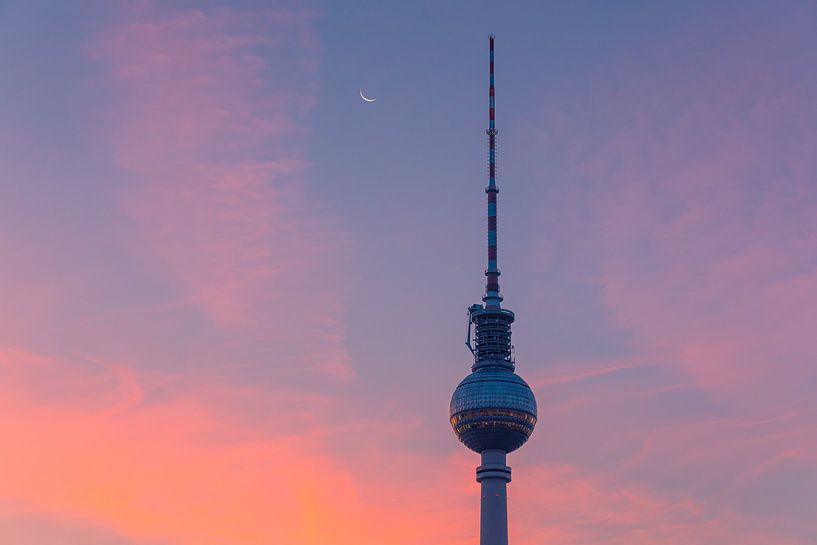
{"left": 359, "top": 89, "right": 377, "bottom": 103}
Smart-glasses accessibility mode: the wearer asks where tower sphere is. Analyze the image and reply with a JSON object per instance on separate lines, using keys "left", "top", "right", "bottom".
{"left": 450, "top": 366, "right": 537, "bottom": 453}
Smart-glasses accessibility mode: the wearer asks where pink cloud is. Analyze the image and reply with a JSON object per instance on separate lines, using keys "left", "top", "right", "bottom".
{"left": 521, "top": 7, "right": 817, "bottom": 543}
{"left": 12, "top": 368, "right": 786, "bottom": 545}
{"left": 0, "top": 346, "right": 354, "bottom": 544}
{"left": 0, "top": 345, "right": 485, "bottom": 545}
{"left": 86, "top": 6, "right": 351, "bottom": 377}
{"left": 530, "top": 6, "right": 817, "bottom": 408}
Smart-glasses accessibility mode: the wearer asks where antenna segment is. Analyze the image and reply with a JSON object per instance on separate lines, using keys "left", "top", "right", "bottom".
{"left": 485, "top": 34, "right": 501, "bottom": 309}
{"left": 467, "top": 34, "right": 515, "bottom": 371}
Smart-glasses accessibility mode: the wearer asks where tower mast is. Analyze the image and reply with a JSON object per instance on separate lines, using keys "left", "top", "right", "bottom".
{"left": 485, "top": 34, "right": 501, "bottom": 309}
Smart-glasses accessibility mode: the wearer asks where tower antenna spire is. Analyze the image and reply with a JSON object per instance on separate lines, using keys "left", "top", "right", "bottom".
{"left": 485, "top": 33, "right": 501, "bottom": 309}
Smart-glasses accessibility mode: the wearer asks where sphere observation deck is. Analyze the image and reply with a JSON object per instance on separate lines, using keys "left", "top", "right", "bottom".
{"left": 450, "top": 366, "right": 537, "bottom": 453}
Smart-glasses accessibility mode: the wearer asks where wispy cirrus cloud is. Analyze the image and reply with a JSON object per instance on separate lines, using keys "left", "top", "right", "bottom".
{"left": 87, "top": 5, "right": 351, "bottom": 377}
{"left": 0, "top": 4, "right": 361, "bottom": 544}
{"left": 520, "top": 4, "right": 817, "bottom": 543}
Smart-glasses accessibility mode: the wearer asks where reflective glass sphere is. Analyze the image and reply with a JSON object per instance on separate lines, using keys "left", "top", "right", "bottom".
{"left": 450, "top": 366, "right": 537, "bottom": 453}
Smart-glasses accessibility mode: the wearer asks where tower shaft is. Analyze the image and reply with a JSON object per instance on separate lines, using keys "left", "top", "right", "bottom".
{"left": 478, "top": 449, "right": 511, "bottom": 545}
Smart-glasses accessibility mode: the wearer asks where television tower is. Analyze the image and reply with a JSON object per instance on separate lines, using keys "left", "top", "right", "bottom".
{"left": 450, "top": 35, "right": 537, "bottom": 545}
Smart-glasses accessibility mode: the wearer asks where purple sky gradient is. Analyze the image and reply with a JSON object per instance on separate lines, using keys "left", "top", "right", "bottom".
{"left": 0, "top": 1, "right": 815, "bottom": 544}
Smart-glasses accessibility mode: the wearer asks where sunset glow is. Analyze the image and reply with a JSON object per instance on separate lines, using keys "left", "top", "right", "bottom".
{"left": 1, "top": 2, "right": 815, "bottom": 544}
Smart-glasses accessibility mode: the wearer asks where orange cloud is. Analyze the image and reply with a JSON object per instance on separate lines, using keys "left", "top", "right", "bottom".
{"left": 0, "top": 346, "right": 477, "bottom": 545}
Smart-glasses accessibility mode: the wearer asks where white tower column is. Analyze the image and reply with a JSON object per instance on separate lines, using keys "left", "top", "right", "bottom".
{"left": 476, "top": 449, "right": 512, "bottom": 545}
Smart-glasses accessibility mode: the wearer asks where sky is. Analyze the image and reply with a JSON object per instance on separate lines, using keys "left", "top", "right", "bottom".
{"left": 1, "top": 1, "right": 816, "bottom": 544}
